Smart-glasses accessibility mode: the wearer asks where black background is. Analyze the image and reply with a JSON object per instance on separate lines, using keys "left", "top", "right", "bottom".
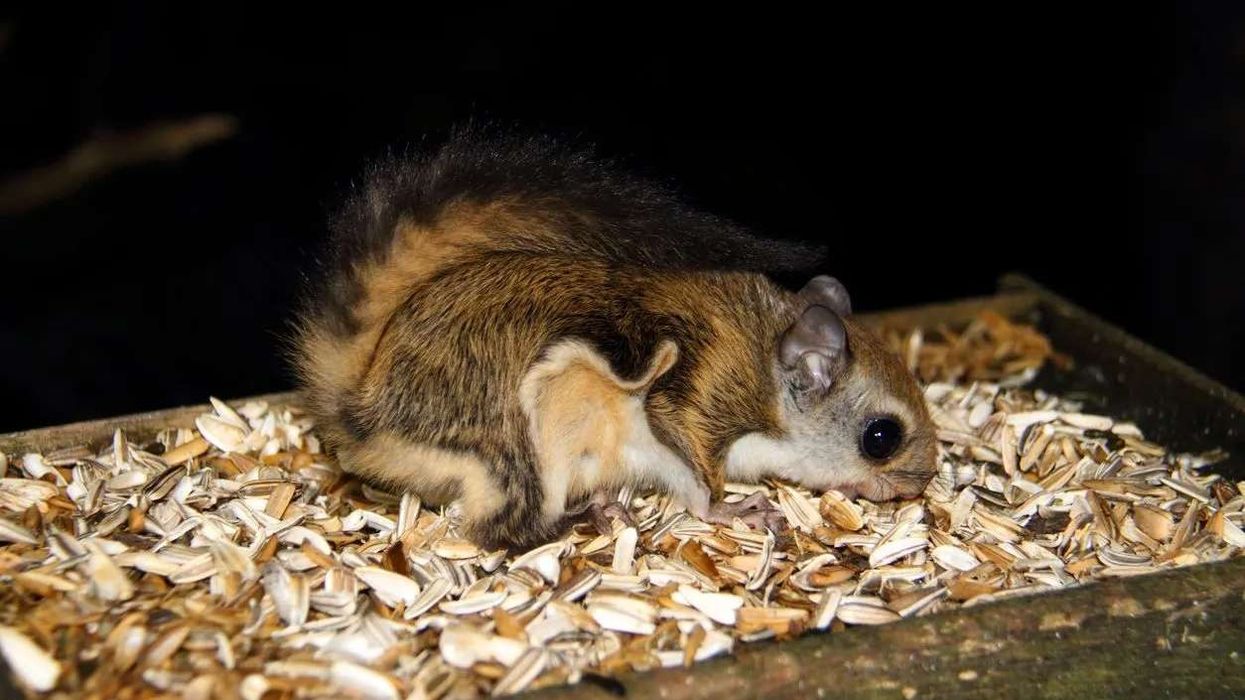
{"left": 2, "top": 5, "right": 1244, "bottom": 432}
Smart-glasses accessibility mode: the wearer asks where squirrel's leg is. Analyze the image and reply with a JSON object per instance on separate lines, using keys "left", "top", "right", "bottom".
{"left": 520, "top": 338, "right": 684, "bottom": 539}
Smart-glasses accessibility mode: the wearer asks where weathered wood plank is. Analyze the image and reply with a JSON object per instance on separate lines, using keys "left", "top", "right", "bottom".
{"left": 0, "top": 391, "right": 298, "bottom": 454}
{"left": 529, "top": 556, "right": 1245, "bottom": 699}
{"left": 858, "top": 289, "right": 1041, "bottom": 332}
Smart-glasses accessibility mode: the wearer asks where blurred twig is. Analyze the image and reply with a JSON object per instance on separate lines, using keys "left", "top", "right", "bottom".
{"left": 0, "top": 114, "right": 239, "bottom": 216}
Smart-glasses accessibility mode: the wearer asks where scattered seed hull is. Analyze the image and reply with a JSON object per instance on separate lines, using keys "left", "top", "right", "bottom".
{"left": 0, "top": 314, "right": 1240, "bottom": 698}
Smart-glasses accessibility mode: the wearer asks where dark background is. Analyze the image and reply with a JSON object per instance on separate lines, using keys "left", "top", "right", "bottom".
{"left": 2, "top": 5, "right": 1244, "bottom": 432}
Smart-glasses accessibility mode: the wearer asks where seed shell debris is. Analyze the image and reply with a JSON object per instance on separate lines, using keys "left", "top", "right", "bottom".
{"left": 0, "top": 315, "right": 1239, "bottom": 697}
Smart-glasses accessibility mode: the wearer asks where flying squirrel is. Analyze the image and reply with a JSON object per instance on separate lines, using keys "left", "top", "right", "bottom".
{"left": 292, "top": 131, "right": 937, "bottom": 550}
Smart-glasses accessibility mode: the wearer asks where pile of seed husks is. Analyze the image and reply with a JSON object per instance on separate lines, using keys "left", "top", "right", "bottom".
{"left": 0, "top": 314, "right": 1241, "bottom": 699}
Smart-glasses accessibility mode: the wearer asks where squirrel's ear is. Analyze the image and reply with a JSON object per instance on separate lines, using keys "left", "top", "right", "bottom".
{"left": 779, "top": 304, "right": 849, "bottom": 393}
{"left": 799, "top": 276, "right": 852, "bottom": 317}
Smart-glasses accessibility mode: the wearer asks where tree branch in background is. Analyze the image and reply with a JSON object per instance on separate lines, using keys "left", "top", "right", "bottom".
{"left": 0, "top": 114, "right": 239, "bottom": 216}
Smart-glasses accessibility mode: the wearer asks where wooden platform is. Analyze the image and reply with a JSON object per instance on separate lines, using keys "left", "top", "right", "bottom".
{"left": 3, "top": 275, "right": 1242, "bottom": 699}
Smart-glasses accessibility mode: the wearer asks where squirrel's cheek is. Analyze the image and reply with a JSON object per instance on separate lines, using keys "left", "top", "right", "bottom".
{"left": 792, "top": 465, "right": 875, "bottom": 500}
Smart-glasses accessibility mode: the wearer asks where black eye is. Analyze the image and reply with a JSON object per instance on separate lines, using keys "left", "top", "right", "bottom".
{"left": 861, "top": 417, "right": 903, "bottom": 460}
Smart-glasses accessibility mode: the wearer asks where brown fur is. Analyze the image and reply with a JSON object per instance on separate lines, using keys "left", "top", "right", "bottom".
{"left": 293, "top": 134, "right": 933, "bottom": 549}
{"left": 639, "top": 274, "right": 789, "bottom": 498}
{"left": 294, "top": 200, "right": 798, "bottom": 547}
{"left": 520, "top": 339, "right": 679, "bottom": 519}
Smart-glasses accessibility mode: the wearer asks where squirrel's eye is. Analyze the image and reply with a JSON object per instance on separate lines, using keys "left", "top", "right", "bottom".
{"left": 861, "top": 417, "right": 903, "bottom": 460}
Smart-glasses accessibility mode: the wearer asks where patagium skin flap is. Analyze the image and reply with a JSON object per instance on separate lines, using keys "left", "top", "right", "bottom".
{"left": 291, "top": 130, "right": 937, "bottom": 549}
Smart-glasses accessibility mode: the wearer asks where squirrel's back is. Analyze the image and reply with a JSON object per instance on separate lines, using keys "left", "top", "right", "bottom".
{"left": 292, "top": 129, "right": 822, "bottom": 449}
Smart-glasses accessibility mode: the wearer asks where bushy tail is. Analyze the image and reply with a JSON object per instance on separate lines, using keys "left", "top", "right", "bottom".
{"left": 311, "top": 127, "right": 826, "bottom": 328}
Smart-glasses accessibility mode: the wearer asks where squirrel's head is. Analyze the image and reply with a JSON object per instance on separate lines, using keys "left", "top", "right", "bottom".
{"left": 731, "top": 276, "right": 938, "bottom": 501}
